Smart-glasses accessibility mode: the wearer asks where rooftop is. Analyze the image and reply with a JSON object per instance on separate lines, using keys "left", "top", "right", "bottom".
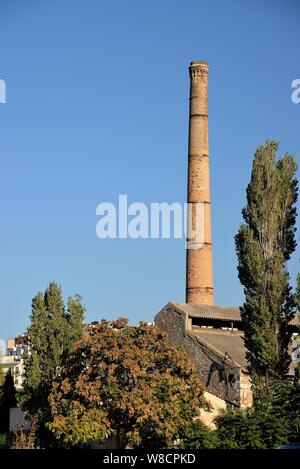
{"left": 191, "top": 327, "right": 247, "bottom": 367}
{"left": 173, "top": 302, "right": 300, "bottom": 326}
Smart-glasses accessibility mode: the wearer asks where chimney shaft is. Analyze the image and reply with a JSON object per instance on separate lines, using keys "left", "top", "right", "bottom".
{"left": 186, "top": 61, "right": 214, "bottom": 305}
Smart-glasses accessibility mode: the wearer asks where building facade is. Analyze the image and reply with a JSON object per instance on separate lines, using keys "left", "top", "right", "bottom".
{"left": 0, "top": 334, "right": 28, "bottom": 389}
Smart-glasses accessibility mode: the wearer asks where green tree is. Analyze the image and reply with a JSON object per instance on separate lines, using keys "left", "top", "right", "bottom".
{"left": 178, "top": 421, "right": 219, "bottom": 449}
{"left": 21, "top": 282, "right": 86, "bottom": 445}
{"left": 65, "top": 294, "right": 86, "bottom": 352}
{"left": 214, "top": 406, "right": 291, "bottom": 449}
{"left": 179, "top": 378, "right": 300, "bottom": 449}
{"left": 296, "top": 273, "right": 300, "bottom": 308}
{"left": 0, "top": 366, "right": 5, "bottom": 387}
{"left": 213, "top": 377, "right": 300, "bottom": 449}
{"left": 0, "top": 370, "right": 17, "bottom": 432}
{"left": 294, "top": 274, "right": 300, "bottom": 381}
{"left": 235, "top": 141, "right": 298, "bottom": 399}
{"left": 270, "top": 378, "right": 300, "bottom": 441}
{"left": 48, "top": 319, "right": 209, "bottom": 449}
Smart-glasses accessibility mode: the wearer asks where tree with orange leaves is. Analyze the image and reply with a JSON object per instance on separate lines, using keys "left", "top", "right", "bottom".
{"left": 47, "top": 318, "right": 208, "bottom": 448}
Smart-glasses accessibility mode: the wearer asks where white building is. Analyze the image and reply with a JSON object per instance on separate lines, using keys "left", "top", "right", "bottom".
{"left": 0, "top": 334, "right": 28, "bottom": 389}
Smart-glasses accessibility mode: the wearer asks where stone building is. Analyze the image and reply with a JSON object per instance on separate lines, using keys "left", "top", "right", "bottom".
{"left": 155, "top": 302, "right": 251, "bottom": 409}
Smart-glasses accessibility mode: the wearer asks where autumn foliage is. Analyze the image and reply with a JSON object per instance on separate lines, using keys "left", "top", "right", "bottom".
{"left": 48, "top": 319, "right": 208, "bottom": 448}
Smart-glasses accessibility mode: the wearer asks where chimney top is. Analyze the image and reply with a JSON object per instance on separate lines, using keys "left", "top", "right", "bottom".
{"left": 190, "top": 61, "right": 208, "bottom": 66}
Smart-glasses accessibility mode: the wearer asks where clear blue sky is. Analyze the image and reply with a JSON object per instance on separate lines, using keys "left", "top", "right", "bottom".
{"left": 0, "top": 0, "right": 299, "bottom": 340}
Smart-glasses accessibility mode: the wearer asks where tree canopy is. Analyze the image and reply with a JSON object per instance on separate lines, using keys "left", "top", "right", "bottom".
{"left": 48, "top": 318, "right": 208, "bottom": 448}
{"left": 235, "top": 141, "right": 298, "bottom": 398}
{"left": 21, "top": 281, "right": 86, "bottom": 444}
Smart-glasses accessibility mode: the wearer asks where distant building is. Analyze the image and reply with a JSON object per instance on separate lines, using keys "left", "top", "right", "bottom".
{"left": 0, "top": 334, "right": 28, "bottom": 389}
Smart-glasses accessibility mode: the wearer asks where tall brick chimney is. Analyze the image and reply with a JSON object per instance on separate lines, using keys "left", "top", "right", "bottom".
{"left": 186, "top": 61, "right": 214, "bottom": 305}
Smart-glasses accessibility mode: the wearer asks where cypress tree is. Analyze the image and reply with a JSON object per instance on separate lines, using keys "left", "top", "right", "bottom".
{"left": 21, "top": 282, "right": 86, "bottom": 444}
{"left": 44, "top": 282, "right": 66, "bottom": 378}
{"left": 235, "top": 141, "right": 298, "bottom": 399}
{"left": 65, "top": 294, "right": 86, "bottom": 352}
